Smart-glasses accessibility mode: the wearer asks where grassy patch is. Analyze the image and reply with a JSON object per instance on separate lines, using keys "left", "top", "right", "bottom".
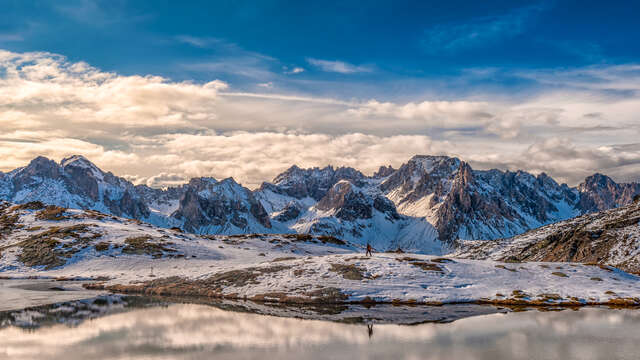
{"left": 329, "top": 263, "right": 366, "bottom": 280}
{"left": 495, "top": 264, "right": 517, "bottom": 272}
{"left": 537, "top": 293, "right": 563, "bottom": 301}
{"left": 271, "top": 256, "right": 297, "bottom": 262}
{"left": 201, "top": 265, "right": 293, "bottom": 289}
{"left": 35, "top": 205, "right": 68, "bottom": 221}
{"left": 11, "top": 201, "right": 46, "bottom": 211}
{"left": 590, "top": 277, "right": 603, "bottom": 281}
{"left": 409, "top": 261, "right": 444, "bottom": 272}
{"left": 17, "top": 224, "right": 99, "bottom": 269}
{"left": 122, "top": 236, "right": 176, "bottom": 258}
{"left": 551, "top": 272, "right": 569, "bottom": 278}
{"left": 316, "top": 235, "right": 346, "bottom": 245}
{"left": 283, "top": 233, "right": 313, "bottom": 242}
{"left": 511, "top": 290, "right": 529, "bottom": 299}
{"left": 396, "top": 256, "right": 444, "bottom": 272}
{"left": 94, "top": 242, "right": 111, "bottom": 251}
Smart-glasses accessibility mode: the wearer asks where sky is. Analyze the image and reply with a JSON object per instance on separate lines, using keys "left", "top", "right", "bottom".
{"left": 0, "top": 0, "right": 639, "bottom": 188}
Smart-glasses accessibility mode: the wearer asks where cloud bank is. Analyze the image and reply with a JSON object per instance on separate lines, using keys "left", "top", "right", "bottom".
{"left": 0, "top": 49, "right": 639, "bottom": 188}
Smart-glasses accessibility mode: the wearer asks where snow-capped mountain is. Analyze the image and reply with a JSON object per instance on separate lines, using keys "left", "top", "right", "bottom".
{"left": 1, "top": 154, "right": 638, "bottom": 254}
{"left": 377, "top": 155, "right": 580, "bottom": 243}
{"left": 0, "top": 156, "right": 149, "bottom": 220}
{"left": 172, "top": 177, "right": 272, "bottom": 234}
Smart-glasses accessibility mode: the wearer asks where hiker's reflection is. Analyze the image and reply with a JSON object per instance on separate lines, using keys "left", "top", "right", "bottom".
{"left": 367, "top": 324, "right": 374, "bottom": 338}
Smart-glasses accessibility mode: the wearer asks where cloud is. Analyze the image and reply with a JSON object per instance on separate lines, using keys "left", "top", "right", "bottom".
{"left": 467, "top": 138, "right": 640, "bottom": 185}
{"left": 422, "top": 4, "right": 545, "bottom": 53}
{"left": 0, "top": 33, "right": 23, "bottom": 42}
{"left": 140, "top": 172, "right": 188, "bottom": 188}
{"left": 306, "top": 58, "right": 373, "bottom": 74}
{"left": 178, "top": 37, "right": 278, "bottom": 80}
{"left": 284, "top": 66, "right": 305, "bottom": 75}
{"left": 1, "top": 49, "right": 640, "bottom": 187}
{"left": 175, "top": 35, "right": 217, "bottom": 48}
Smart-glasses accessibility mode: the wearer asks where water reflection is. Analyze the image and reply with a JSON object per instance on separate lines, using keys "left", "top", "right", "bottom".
{"left": 1, "top": 298, "right": 640, "bottom": 360}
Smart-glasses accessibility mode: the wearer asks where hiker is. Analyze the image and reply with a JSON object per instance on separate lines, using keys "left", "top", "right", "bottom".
{"left": 366, "top": 243, "right": 373, "bottom": 257}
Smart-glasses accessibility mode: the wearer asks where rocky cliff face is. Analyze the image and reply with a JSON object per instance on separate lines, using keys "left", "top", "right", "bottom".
{"left": 577, "top": 173, "right": 640, "bottom": 213}
{"left": 172, "top": 177, "right": 271, "bottom": 234}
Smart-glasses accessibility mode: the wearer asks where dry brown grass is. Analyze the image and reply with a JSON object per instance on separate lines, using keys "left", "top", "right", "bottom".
{"left": 122, "top": 236, "right": 176, "bottom": 258}
{"left": 329, "top": 263, "right": 366, "bottom": 280}
{"left": 35, "top": 205, "right": 68, "bottom": 221}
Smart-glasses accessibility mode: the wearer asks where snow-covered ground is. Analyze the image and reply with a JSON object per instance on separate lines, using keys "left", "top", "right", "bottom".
{"left": 2, "top": 201, "right": 640, "bottom": 306}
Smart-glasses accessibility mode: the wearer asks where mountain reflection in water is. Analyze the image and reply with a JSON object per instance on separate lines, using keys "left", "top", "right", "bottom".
{"left": 1, "top": 296, "right": 640, "bottom": 360}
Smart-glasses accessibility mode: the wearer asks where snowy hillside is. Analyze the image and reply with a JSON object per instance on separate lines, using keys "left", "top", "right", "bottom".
{"left": 454, "top": 200, "right": 640, "bottom": 274}
{"left": 2, "top": 200, "right": 640, "bottom": 307}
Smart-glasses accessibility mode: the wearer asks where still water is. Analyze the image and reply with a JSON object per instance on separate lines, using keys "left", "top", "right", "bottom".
{"left": 1, "top": 294, "right": 640, "bottom": 360}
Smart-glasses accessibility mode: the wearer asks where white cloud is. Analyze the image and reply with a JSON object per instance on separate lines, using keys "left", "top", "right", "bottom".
{"left": 284, "top": 66, "right": 305, "bottom": 74}
{"left": 1, "top": 49, "right": 640, "bottom": 187}
{"left": 307, "top": 58, "right": 373, "bottom": 74}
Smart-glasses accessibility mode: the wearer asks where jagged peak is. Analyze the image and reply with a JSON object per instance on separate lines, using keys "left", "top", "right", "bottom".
{"left": 60, "top": 155, "right": 105, "bottom": 179}
{"left": 578, "top": 173, "right": 617, "bottom": 190}
{"left": 187, "top": 177, "right": 218, "bottom": 188}
{"left": 373, "top": 165, "right": 395, "bottom": 178}
{"left": 17, "top": 156, "right": 61, "bottom": 176}
{"left": 409, "top": 154, "right": 459, "bottom": 163}
{"left": 407, "top": 155, "right": 461, "bottom": 170}
{"left": 219, "top": 177, "right": 242, "bottom": 187}
{"left": 25, "top": 156, "right": 57, "bottom": 168}
{"left": 272, "top": 163, "right": 363, "bottom": 185}
{"left": 61, "top": 155, "right": 97, "bottom": 169}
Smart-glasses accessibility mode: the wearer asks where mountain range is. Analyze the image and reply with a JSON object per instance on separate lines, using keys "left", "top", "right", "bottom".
{"left": 1, "top": 154, "right": 638, "bottom": 253}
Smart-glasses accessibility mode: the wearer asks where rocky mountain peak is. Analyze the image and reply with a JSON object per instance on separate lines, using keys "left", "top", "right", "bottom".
{"left": 373, "top": 165, "right": 395, "bottom": 178}
{"left": 267, "top": 164, "right": 364, "bottom": 200}
{"left": 578, "top": 173, "right": 618, "bottom": 191}
{"left": 173, "top": 176, "right": 271, "bottom": 233}
{"left": 577, "top": 173, "right": 640, "bottom": 212}
{"left": 19, "top": 156, "right": 61, "bottom": 179}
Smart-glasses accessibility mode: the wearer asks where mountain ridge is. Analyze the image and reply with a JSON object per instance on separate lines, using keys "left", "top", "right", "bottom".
{"left": 0, "top": 154, "right": 638, "bottom": 254}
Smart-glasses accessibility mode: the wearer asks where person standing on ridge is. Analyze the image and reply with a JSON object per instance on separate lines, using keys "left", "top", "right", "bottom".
{"left": 366, "top": 243, "right": 373, "bottom": 257}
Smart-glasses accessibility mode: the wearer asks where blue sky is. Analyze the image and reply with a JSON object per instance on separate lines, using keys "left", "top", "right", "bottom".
{"left": 0, "top": 0, "right": 639, "bottom": 187}
{"left": 2, "top": 0, "right": 638, "bottom": 98}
